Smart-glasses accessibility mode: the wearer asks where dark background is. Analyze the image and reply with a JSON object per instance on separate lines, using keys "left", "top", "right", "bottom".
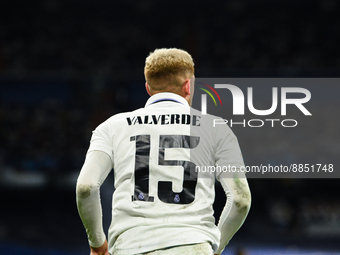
{"left": 1, "top": 0, "right": 340, "bottom": 254}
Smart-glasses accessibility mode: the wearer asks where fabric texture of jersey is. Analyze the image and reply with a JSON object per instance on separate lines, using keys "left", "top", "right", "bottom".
{"left": 87, "top": 92, "right": 244, "bottom": 255}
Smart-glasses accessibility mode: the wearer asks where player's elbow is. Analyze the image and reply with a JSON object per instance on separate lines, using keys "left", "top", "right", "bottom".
{"left": 76, "top": 182, "right": 97, "bottom": 199}
{"left": 233, "top": 187, "right": 251, "bottom": 214}
{"left": 233, "top": 196, "right": 251, "bottom": 215}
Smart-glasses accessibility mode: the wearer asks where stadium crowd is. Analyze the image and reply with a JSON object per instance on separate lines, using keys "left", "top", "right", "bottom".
{"left": 1, "top": 0, "right": 339, "bottom": 77}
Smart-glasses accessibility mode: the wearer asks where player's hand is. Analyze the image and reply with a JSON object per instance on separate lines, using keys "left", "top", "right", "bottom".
{"left": 90, "top": 239, "right": 110, "bottom": 255}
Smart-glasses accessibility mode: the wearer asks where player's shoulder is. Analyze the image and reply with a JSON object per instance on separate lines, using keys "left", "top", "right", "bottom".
{"left": 190, "top": 107, "right": 221, "bottom": 120}
{"left": 190, "top": 107, "right": 237, "bottom": 142}
{"left": 190, "top": 107, "right": 231, "bottom": 128}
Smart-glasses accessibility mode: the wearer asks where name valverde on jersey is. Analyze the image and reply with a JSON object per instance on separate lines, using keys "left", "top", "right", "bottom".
{"left": 126, "top": 114, "right": 201, "bottom": 126}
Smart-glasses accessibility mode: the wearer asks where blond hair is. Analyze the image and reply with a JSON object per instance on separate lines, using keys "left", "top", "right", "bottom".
{"left": 144, "top": 48, "right": 194, "bottom": 93}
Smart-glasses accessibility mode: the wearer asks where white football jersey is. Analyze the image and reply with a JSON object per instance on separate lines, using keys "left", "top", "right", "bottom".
{"left": 87, "top": 92, "right": 244, "bottom": 255}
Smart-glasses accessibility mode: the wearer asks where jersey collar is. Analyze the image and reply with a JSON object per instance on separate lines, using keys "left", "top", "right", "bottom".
{"left": 145, "top": 93, "right": 189, "bottom": 107}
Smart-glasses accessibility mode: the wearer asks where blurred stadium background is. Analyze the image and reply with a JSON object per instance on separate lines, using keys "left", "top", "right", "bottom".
{"left": 1, "top": 0, "right": 340, "bottom": 254}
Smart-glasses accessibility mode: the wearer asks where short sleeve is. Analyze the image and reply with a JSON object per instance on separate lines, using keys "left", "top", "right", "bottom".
{"left": 87, "top": 120, "right": 114, "bottom": 161}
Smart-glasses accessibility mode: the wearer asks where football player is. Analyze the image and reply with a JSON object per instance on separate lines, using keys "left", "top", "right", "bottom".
{"left": 76, "top": 48, "right": 251, "bottom": 255}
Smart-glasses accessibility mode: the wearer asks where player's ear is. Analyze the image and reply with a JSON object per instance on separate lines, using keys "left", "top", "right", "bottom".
{"left": 145, "top": 82, "right": 152, "bottom": 96}
{"left": 183, "top": 78, "right": 191, "bottom": 95}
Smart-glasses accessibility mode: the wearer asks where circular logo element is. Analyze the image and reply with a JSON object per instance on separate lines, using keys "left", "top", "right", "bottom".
{"left": 138, "top": 192, "right": 145, "bottom": 200}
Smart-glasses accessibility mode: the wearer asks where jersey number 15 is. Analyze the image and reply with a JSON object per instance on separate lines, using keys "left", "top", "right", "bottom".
{"left": 130, "top": 135, "right": 200, "bottom": 205}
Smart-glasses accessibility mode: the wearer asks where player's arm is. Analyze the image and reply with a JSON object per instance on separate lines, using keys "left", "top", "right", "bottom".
{"left": 76, "top": 150, "right": 112, "bottom": 255}
{"left": 212, "top": 120, "right": 251, "bottom": 254}
{"left": 214, "top": 174, "right": 251, "bottom": 254}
